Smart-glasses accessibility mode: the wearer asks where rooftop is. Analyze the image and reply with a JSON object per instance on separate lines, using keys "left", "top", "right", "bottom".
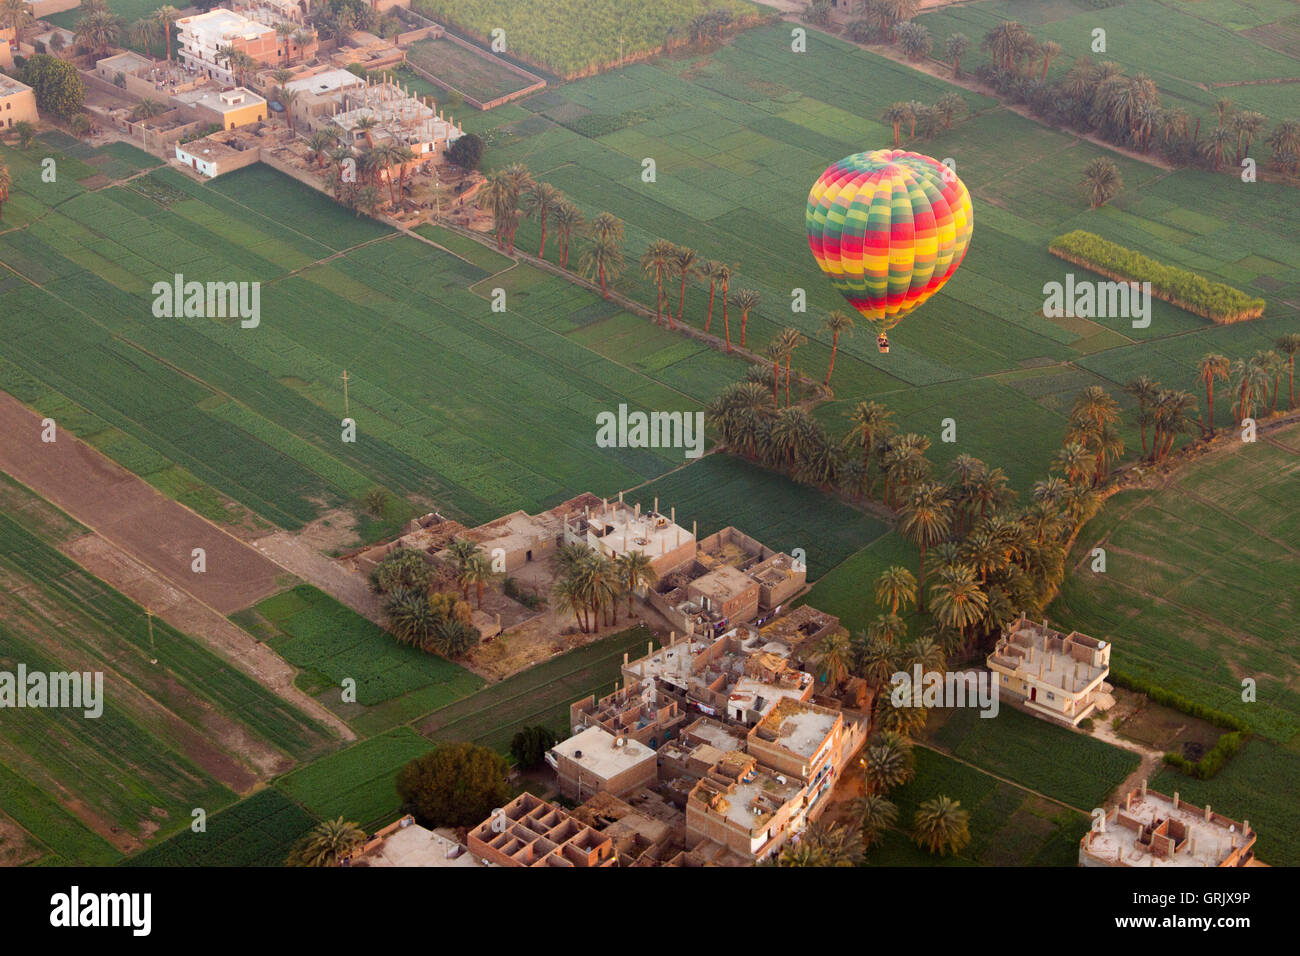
{"left": 1082, "top": 788, "right": 1254, "bottom": 867}
{"left": 178, "top": 9, "right": 271, "bottom": 38}
{"left": 0, "top": 73, "right": 32, "bottom": 94}
{"left": 550, "top": 726, "right": 656, "bottom": 780}
{"left": 752, "top": 698, "right": 839, "bottom": 761}
{"left": 357, "top": 821, "right": 479, "bottom": 867}
{"left": 285, "top": 68, "right": 365, "bottom": 97}
{"left": 573, "top": 501, "right": 695, "bottom": 565}
{"left": 689, "top": 564, "right": 756, "bottom": 605}
{"left": 989, "top": 617, "right": 1109, "bottom": 695}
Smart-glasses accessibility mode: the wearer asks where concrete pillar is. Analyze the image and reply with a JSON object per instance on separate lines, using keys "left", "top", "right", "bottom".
{"left": 1204, "top": 804, "right": 1211, "bottom": 822}
{"left": 1141, "top": 779, "right": 1147, "bottom": 798}
{"left": 1173, "top": 791, "right": 1180, "bottom": 809}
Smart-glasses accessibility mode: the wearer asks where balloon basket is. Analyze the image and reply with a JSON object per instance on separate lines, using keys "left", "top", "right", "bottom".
{"left": 876, "top": 334, "right": 890, "bottom": 354}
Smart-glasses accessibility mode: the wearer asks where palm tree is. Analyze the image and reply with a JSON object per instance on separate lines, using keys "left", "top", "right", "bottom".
{"left": 1125, "top": 375, "right": 1160, "bottom": 456}
{"left": 579, "top": 235, "right": 624, "bottom": 298}
{"left": 281, "top": 88, "right": 301, "bottom": 133}
{"left": 874, "top": 565, "right": 917, "bottom": 615}
{"left": 911, "top": 796, "right": 971, "bottom": 856}
{"left": 0, "top": 161, "right": 11, "bottom": 223}
{"left": 130, "top": 98, "right": 166, "bottom": 121}
{"left": 640, "top": 239, "right": 676, "bottom": 324}
{"left": 774, "top": 327, "right": 806, "bottom": 407}
{"left": 459, "top": 553, "right": 496, "bottom": 609}
{"left": 286, "top": 817, "right": 367, "bottom": 867}
{"left": 1231, "top": 355, "right": 1270, "bottom": 423}
{"left": 479, "top": 170, "right": 516, "bottom": 250}
{"left": 822, "top": 310, "right": 854, "bottom": 386}
{"left": 153, "top": 5, "right": 179, "bottom": 64}
{"left": 1266, "top": 120, "right": 1300, "bottom": 175}
{"left": 128, "top": 17, "right": 156, "bottom": 56}
{"left": 1151, "top": 389, "right": 1198, "bottom": 460}
{"left": 899, "top": 482, "right": 951, "bottom": 610}
{"left": 934, "top": 92, "right": 964, "bottom": 129}
{"left": 730, "top": 288, "right": 760, "bottom": 348}
{"left": 589, "top": 211, "right": 623, "bottom": 245}
{"left": 553, "top": 200, "right": 585, "bottom": 268}
{"left": 522, "top": 181, "right": 563, "bottom": 258}
{"left": 1232, "top": 110, "right": 1267, "bottom": 164}
{"left": 713, "top": 262, "right": 734, "bottom": 343}
{"left": 867, "top": 612, "right": 907, "bottom": 646}
{"left": 928, "top": 564, "right": 988, "bottom": 648}
{"left": 1202, "top": 124, "right": 1234, "bottom": 170}
{"left": 2, "top": 0, "right": 34, "bottom": 43}
{"left": 1038, "top": 39, "right": 1062, "bottom": 80}
{"left": 851, "top": 792, "right": 898, "bottom": 848}
{"left": 75, "top": 7, "right": 123, "bottom": 57}
{"left": 763, "top": 340, "right": 784, "bottom": 406}
{"left": 945, "top": 32, "right": 969, "bottom": 76}
{"left": 700, "top": 260, "right": 724, "bottom": 332}
{"left": 862, "top": 733, "right": 915, "bottom": 794}
{"left": 883, "top": 102, "right": 910, "bottom": 146}
{"left": 813, "top": 630, "right": 852, "bottom": 688}
{"left": 1276, "top": 334, "right": 1300, "bottom": 410}
{"left": 292, "top": 30, "right": 313, "bottom": 64}
{"left": 775, "top": 822, "right": 864, "bottom": 866}
{"left": 552, "top": 575, "right": 589, "bottom": 632}
{"left": 1214, "top": 97, "right": 1235, "bottom": 128}
{"left": 1197, "top": 353, "right": 1231, "bottom": 432}
{"left": 1080, "top": 157, "right": 1122, "bottom": 208}
{"left": 671, "top": 247, "right": 700, "bottom": 327}
{"left": 614, "top": 550, "right": 657, "bottom": 614}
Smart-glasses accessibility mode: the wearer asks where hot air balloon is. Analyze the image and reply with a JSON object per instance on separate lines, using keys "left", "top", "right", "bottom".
{"left": 806, "top": 149, "right": 973, "bottom": 352}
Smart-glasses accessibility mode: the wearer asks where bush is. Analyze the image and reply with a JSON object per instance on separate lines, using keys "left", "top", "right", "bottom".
{"left": 510, "top": 724, "right": 558, "bottom": 769}
{"left": 1108, "top": 669, "right": 1251, "bottom": 732}
{"left": 21, "top": 54, "right": 86, "bottom": 119}
{"left": 1049, "top": 231, "right": 1266, "bottom": 323}
{"left": 1078, "top": 717, "right": 1094, "bottom": 731}
{"left": 502, "top": 575, "right": 543, "bottom": 609}
{"left": 446, "top": 132, "right": 483, "bottom": 171}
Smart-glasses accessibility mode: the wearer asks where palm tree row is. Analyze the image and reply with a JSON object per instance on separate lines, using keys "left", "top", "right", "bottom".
{"left": 881, "top": 94, "right": 966, "bottom": 147}
{"left": 550, "top": 542, "right": 656, "bottom": 633}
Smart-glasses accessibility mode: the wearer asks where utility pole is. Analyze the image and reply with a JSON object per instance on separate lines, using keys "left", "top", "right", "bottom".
{"left": 341, "top": 369, "right": 350, "bottom": 417}
{"left": 146, "top": 606, "right": 157, "bottom": 665}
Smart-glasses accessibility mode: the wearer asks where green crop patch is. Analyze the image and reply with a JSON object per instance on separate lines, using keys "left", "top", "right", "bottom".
{"left": 122, "top": 789, "right": 319, "bottom": 867}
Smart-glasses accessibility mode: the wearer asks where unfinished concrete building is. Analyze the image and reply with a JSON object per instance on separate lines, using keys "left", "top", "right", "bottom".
{"left": 569, "top": 790, "right": 685, "bottom": 867}
{"left": 757, "top": 604, "right": 840, "bottom": 668}
{"left": 467, "top": 793, "right": 616, "bottom": 867}
{"left": 319, "top": 74, "right": 463, "bottom": 162}
{"left": 988, "top": 613, "right": 1114, "bottom": 726}
{"left": 1080, "top": 782, "right": 1259, "bottom": 867}
{"left": 569, "top": 679, "right": 688, "bottom": 749}
{"left": 695, "top": 527, "right": 806, "bottom": 611}
{"left": 685, "top": 751, "right": 808, "bottom": 863}
{"left": 564, "top": 497, "right": 696, "bottom": 577}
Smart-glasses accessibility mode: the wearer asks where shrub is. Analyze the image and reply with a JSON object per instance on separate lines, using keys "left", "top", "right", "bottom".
{"left": 510, "top": 724, "right": 558, "bottom": 769}
{"left": 1078, "top": 717, "right": 1094, "bottom": 731}
{"left": 395, "top": 742, "right": 511, "bottom": 828}
{"left": 502, "top": 575, "right": 543, "bottom": 609}
{"left": 1049, "top": 230, "right": 1266, "bottom": 323}
{"left": 446, "top": 131, "right": 483, "bottom": 171}
{"left": 1108, "top": 670, "right": 1251, "bottom": 732}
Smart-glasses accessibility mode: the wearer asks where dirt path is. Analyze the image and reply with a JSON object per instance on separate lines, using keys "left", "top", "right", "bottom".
{"left": 1086, "top": 719, "right": 1165, "bottom": 804}
{"left": 251, "top": 529, "right": 384, "bottom": 626}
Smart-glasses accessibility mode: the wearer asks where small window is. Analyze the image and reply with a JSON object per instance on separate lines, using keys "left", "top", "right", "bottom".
{"left": 1046, "top": 692, "right": 1055, "bottom": 701}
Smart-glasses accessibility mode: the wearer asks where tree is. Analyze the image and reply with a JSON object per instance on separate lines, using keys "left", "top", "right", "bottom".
{"left": 521, "top": 181, "right": 563, "bottom": 258}
{"left": 896, "top": 21, "right": 932, "bottom": 61}
{"left": 578, "top": 234, "right": 624, "bottom": 298}
{"left": 479, "top": 169, "right": 516, "bottom": 250}
{"left": 777, "top": 821, "right": 864, "bottom": 866}
{"left": 510, "top": 725, "right": 558, "bottom": 769}
{"left": 774, "top": 326, "right": 806, "bottom": 407}
{"left": 851, "top": 792, "right": 898, "bottom": 848}
{"left": 671, "top": 246, "right": 700, "bottom": 327}
{"left": 12, "top": 121, "right": 35, "bottom": 150}
{"left": 446, "top": 131, "right": 483, "bottom": 171}
{"left": 2, "top": 0, "right": 34, "bottom": 43}
{"left": 128, "top": 17, "right": 157, "bottom": 57}
{"left": 0, "top": 161, "right": 10, "bottom": 222}
{"left": 899, "top": 482, "right": 951, "bottom": 611}
{"left": 552, "top": 199, "right": 585, "bottom": 268}
{"left": 1195, "top": 353, "right": 1230, "bottom": 432}
{"left": 285, "top": 817, "right": 366, "bottom": 867}
{"left": 862, "top": 732, "right": 915, "bottom": 794}
{"left": 130, "top": 97, "right": 166, "bottom": 121}
{"left": 883, "top": 101, "right": 910, "bottom": 146}
{"left": 813, "top": 630, "right": 852, "bottom": 687}
{"left": 934, "top": 92, "right": 965, "bottom": 129}
{"left": 22, "top": 55, "right": 86, "bottom": 120}
{"left": 459, "top": 552, "right": 496, "bottom": 609}
{"left": 928, "top": 564, "right": 988, "bottom": 648}
{"left": 1202, "top": 124, "right": 1234, "bottom": 170}
{"left": 153, "top": 5, "right": 179, "bottom": 64}
{"left": 370, "top": 547, "right": 432, "bottom": 595}
{"left": 614, "top": 549, "right": 657, "bottom": 614}
{"left": 912, "top": 795, "right": 971, "bottom": 856}
{"left": 1038, "top": 39, "right": 1062, "bottom": 81}
{"left": 396, "top": 743, "right": 511, "bottom": 829}
{"left": 75, "top": 7, "right": 123, "bottom": 57}
{"left": 1266, "top": 120, "right": 1300, "bottom": 175}
{"left": 875, "top": 565, "right": 917, "bottom": 615}
{"left": 730, "top": 288, "right": 759, "bottom": 348}
{"left": 1276, "top": 334, "right": 1300, "bottom": 410}
{"left": 1125, "top": 375, "right": 1160, "bottom": 456}
{"left": 641, "top": 239, "right": 676, "bottom": 325}
{"left": 281, "top": 87, "right": 300, "bottom": 132}
{"left": 1080, "top": 157, "right": 1122, "bottom": 208}
{"left": 822, "top": 310, "right": 854, "bottom": 386}
{"left": 945, "top": 32, "right": 969, "bottom": 76}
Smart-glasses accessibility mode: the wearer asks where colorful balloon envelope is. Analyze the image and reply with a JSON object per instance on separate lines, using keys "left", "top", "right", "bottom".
{"left": 806, "top": 149, "right": 973, "bottom": 334}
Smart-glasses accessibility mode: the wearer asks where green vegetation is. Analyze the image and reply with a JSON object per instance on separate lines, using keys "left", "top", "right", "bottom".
{"left": 276, "top": 728, "right": 434, "bottom": 830}
{"left": 123, "top": 790, "right": 318, "bottom": 867}
{"left": 1050, "top": 230, "right": 1267, "bottom": 323}
{"left": 250, "top": 585, "right": 484, "bottom": 707}
{"left": 395, "top": 741, "right": 511, "bottom": 828}
{"left": 405, "top": 37, "right": 536, "bottom": 103}
{"left": 413, "top": 0, "right": 763, "bottom": 77}
{"left": 1051, "top": 424, "right": 1300, "bottom": 743}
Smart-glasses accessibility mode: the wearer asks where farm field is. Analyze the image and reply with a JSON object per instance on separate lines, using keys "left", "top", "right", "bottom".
{"left": 915, "top": 0, "right": 1300, "bottom": 120}
{"left": 864, "top": 747, "right": 1091, "bottom": 866}
{"left": 405, "top": 37, "right": 537, "bottom": 103}
{"left": 1051, "top": 422, "right": 1300, "bottom": 742}
{"left": 242, "top": 584, "right": 485, "bottom": 710}
{"left": 412, "top": 0, "right": 763, "bottom": 77}
{"left": 0, "top": 143, "right": 751, "bottom": 533}
{"left": 925, "top": 706, "right": 1141, "bottom": 810}
{"left": 480, "top": 24, "right": 1300, "bottom": 493}
{"left": 121, "top": 788, "right": 319, "bottom": 867}
{"left": 417, "top": 625, "right": 659, "bottom": 752}
{"left": 0, "top": 474, "right": 334, "bottom": 856}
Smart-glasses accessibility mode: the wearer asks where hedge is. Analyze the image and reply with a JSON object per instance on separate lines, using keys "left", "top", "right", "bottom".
{"left": 1048, "top": 230, "right": 1266, "bottom": 323}
{"left": 1111, "top": 669, "right": 1250, "bottom": 780}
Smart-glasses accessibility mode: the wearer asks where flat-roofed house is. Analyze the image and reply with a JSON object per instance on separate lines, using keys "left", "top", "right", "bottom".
{"left": 546, "top": 725, "right": 658, "bottom": 802}
{"left": 176, "top": 10, "right": 280, "bottom": 84}
{"left": 173, "top": 87, "right": 267, "bottom": 130}
{"left": 0, "top": 74, "right": 38, "bottom": 130}
{"left": 987, "top": 613, "right": 1114, "bottom": 726}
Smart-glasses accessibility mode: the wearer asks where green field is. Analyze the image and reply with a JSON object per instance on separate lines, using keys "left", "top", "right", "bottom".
{"left": 275, "top": 728, "right": 436, "bottom": 830}
{"left": 865, "top": 747, "right": 1091, "bottom": 866}
{"left": 121, "top": 789, "right": 319, "bottom": 867}
{"left": 418, "top": 625, "right": 660, "bottom": 752}
{"left": 246, "top": 585, "right": 484, "bottom": 710}
{"left": 481, "top": 24, "right": 1300, "bottom": 495}
{"left": 1051, "top": 424, "right": 1300, "bottom": 742}
{"left": 0, "top": 144, "right": 750, "bottom": 530}
{"left": 406, "top": 37, "right": 537, "bottom": 103}
{"left": 0, "top": 475, "right": 333, "bottom": 857}
{"left": 915, "top": 0, "right": 1300, "bottom": 120}
{"left": 413, "top": 0, "right": 764, "bottom": 77}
